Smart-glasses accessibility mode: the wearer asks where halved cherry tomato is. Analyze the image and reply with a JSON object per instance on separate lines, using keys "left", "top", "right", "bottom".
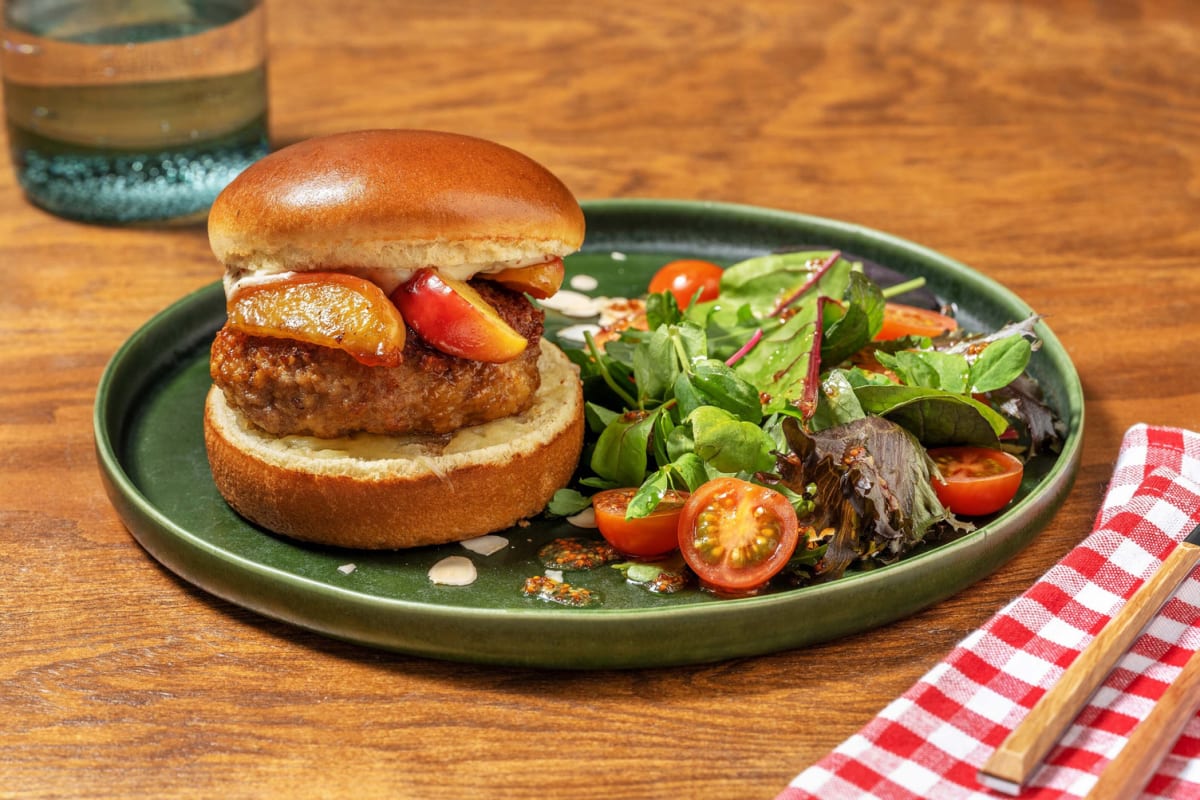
{"left": 648, "top": 259, "right": 723, "bottom": 308}
{"left": 593, "top": 488, "right": 688, "bottom": 558}
{"left": 928, "top": 446, "right": 1024, "bottom": 516}
{"left": 677, "top": 478, "right": 799, "bottom": 594}
{"left": 874, "top": 302, "right": 958, "bottom": 341}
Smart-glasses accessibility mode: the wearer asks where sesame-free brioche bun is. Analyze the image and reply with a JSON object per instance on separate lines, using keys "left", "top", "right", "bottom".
{"left": 204, "top": 341, "right": 584, "bottom": 549}
{"left": 208, "top": 129, "right": 586, "bottom": 275}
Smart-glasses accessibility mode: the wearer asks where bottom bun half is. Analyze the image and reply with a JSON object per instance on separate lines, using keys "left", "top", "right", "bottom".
{"left": 204, "top": 341, "right": 584, "bottom": 549}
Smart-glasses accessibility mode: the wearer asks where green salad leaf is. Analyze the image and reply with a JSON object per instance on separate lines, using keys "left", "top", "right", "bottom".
{"left": 675, "top": 359, "right": 762, "bottom": 423}
{"left": 729, "top": 298, "right": 822, "bottom": 417}
{"left": 688, "top": 405, "right": 776, "bottom": 473}
{"left": 590, "top": 409, "right": 661, "bottom": 487}
{"left": 718, "top": 250, "right": 850, "bottom": 316}
{"left": 550, "top": 248, "right": 1061, "bottom": 580}
{"left": 854, "top": 385, "right": 1008, "bottom": 446}
{"left": 968, "top": 334, "right": 1033, "bottom": 394}
{"left": 820, "top": 270, "right": 886, "bottom": 366}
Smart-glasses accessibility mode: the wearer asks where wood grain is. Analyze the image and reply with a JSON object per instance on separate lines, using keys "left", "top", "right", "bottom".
{"left": 1086, "top": 645, "right": 1200, "bottom": 800}
{"left": 3, "top": 2, "right": 1200, "bottom": 798}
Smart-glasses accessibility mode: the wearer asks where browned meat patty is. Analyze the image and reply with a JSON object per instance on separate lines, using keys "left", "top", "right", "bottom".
{"left": 210, "top": 282, "right": 545, "bottom": 438}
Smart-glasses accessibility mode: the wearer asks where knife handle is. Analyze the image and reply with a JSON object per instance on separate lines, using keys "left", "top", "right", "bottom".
{"left": 1085, "top": 643, "right": 1200, "bottom": 799}
{"left": 979, "top": 540, "right": 1200, "bottom": 794}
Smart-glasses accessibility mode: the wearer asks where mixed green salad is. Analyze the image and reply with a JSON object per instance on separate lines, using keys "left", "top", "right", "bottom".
{"left": 547, "top": 250, "right": 1063, "bottom": 595}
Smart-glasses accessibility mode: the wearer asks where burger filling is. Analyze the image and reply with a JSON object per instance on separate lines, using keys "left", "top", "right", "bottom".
{"left": 211, "top": 272, "right": 551, "bottom": 438}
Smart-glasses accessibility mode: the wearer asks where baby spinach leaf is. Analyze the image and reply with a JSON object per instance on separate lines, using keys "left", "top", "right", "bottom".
{"left": 820, "top": 271, "right": 886, "bottom": 366}
{"left": 645, "top": 290, "right": 684, "bottom": 329}
{"left": 665, "top": 420, "right": 696, "bottom": 461}
{"left": 628, "top": 454, "right": 712, "bottom": 517}
{"left": 854, "top": 385, "right": 1007, "bottom": 446}
{"left": 580, "top": 475, "right": 618, "bottom": 490}
{"left": 633, "top": 324, "right": 680, "bottom": 404}
{"left": 547, "top": 488, "right": 592, "bottom": 517}
{"left": 678, "top": 358, "right": 763, "bottom": 423}
{"left": 819, "top": 304, "right": 868, "bottom": 368}
{"left": 688, "top": 406, "right": 777, "bottom": 473}
{"left": 693, "top": 301, "right": 762, "bottom": 362}
{"left": 674, "top": 321, "right": 709, "bottom": 363}
{"left": 652, "top": 408, "right": 676, "bottom": 466}
{"left": 590, "top": 410, "right": 660, "bottom": 487}
{"left": 874, "top": 349, "right": 970, "bottom": 393}
{"left": 672, "top": 373, "right": 705, "bottom": 419}
{"left": 669, "top": 452, "right": 712, "bottom": 490}
{"left": 969, "top": 335, "right": 1032, "bottom": 394}
{"left": 841, "top": 366, "right": 896, "bottom": 388}
{"left": 628, "top": 468, "right": 673, "bottom": 518}
{"left": 598, "top": 335, "right": 637, "bottom": 366}
{"left": 585, "top": 401, "right": 620, "bottom": 433}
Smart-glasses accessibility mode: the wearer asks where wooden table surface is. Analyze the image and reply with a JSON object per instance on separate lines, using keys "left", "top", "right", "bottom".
{"left": 4, "top": 2, "right": 1199, "bottom": 798}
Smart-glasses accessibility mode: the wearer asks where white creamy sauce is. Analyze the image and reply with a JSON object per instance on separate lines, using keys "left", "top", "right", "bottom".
{"left": 557, "top": 323, "right": 601, "bottom": 344}
{"left": 224, "top": 255, "right": 555, "bottom": 299}
{"left": 568, "top": 274, "right": 599, "bottom": 291}
{"left": 428, "top": 556, "right": 478, "bottom": 586}
{"left": 222, "top": 269, "right": 297, "bottom": 298}
{"left": 460, "top": 535, "right": 509, "bottom": 556}
{"left": 567, "top": 507, "right": 597, "bottom": 528}
{"left": 539, "top": 290, "right": 642, "bottom": 321}
{"left": 538, "top": 289, "right": 607, "bottom": 318}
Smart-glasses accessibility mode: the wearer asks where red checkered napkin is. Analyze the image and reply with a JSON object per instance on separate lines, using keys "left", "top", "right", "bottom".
{"left": 778, "top": 425, "right": 1200, "bottom": 800}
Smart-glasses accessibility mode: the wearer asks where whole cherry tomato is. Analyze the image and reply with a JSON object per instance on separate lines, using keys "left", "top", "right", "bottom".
{"left": 648, "top": 259, "right": 723, "bottom": 308}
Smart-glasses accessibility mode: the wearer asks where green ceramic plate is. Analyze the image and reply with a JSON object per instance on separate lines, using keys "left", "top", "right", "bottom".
{"left": 95, "top": 200, "right": 1083, "bottom": 669}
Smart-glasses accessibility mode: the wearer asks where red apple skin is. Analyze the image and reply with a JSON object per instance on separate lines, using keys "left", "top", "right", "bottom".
{"left": 392, "top": 269, "right": 528, "bottom": 363}
{"left": 481, "top": 258, "right": 565, "bottom": 299}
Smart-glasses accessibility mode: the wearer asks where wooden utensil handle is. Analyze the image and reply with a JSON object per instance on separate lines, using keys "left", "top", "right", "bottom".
{"left": 1085, "top": 644, "right": 1200, "bottom": 799}
{"left": 979, "top": 541, "right": 1200, "bottom": 791}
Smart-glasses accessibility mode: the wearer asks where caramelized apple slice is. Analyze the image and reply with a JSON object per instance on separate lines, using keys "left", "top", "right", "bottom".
{"left": 227, "top": 272, "right": 406, "bottom": 367}
{"left": 392, "top": 269, "right": 528, "bottom": 363}
{"left": 480, "top": 258, "right": 565, "bottom": 299}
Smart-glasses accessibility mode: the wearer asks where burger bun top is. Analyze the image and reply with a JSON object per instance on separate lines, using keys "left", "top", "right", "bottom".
{"left": 209, "top": 129, "right": 585, "bottom": 279}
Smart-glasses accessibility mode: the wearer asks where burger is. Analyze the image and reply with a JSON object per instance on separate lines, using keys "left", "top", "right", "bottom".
{"left": 203, "top": 129, "right": 586, "bottom": 549}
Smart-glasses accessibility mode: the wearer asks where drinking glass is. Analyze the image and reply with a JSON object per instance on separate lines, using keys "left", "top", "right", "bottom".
{"left": 2, "top": 0, "right": 269, "bottom": 224}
